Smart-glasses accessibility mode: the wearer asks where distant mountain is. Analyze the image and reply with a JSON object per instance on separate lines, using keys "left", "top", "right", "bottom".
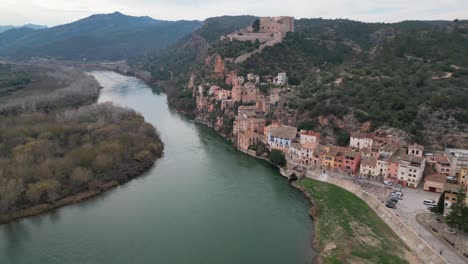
{"left": 0, "top": 24, "right": 47, "bottom": 33}
{"left": 0, "top": 12, "right": 202, "bottom": 60}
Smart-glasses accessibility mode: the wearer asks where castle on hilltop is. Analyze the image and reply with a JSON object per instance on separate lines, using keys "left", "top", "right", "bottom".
{"left": 222, "top": 16, "right": 294, "bottom": 42}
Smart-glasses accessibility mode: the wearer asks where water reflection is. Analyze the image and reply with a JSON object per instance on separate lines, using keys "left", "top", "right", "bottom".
{"left": 1, "top": 221, "right": 31, "bottom": 262}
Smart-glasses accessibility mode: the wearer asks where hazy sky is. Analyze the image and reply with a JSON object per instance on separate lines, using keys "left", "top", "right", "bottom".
{"left": 1, "top": 0, "right": 467, "bottom": 26}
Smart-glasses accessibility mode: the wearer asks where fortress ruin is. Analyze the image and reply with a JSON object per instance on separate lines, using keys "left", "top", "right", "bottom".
{"left": 222, "top": 16, "right": 295, "bottom": 42}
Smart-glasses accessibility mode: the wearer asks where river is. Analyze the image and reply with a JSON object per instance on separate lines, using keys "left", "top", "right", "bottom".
{"left": 0, "top": 71, "right": 316, "bottom": 264}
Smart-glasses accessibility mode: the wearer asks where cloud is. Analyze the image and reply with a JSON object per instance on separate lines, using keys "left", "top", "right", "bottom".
{"left": 0, "top": 0, "right": 467, "bottom": 26}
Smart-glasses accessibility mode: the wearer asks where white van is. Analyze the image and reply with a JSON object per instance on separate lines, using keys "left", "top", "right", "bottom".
{"left": 423, "top": 199, "right": 436, "bottom": 206}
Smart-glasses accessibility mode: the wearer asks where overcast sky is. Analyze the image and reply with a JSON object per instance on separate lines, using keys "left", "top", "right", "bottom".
{"left": 1, "top": 0, "right": 467, "bottom": 26}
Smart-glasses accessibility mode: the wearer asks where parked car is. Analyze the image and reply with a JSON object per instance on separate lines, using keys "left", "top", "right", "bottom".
{"left": 424, "top": 199, "right": 436, "bottom": 206}
{"left": 385, "top": 202, "right": 396, "bottom": 209}
{"left": 394, "top": 184, "right": 403, "bottom": 188}
{"left": 383, "top": 180, "right": 391, "bottom": 185}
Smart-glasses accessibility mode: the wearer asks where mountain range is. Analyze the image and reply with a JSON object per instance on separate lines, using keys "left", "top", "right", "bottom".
{"left": 0, "top": 24, "right": 47, "bottom": 33}
{"left": 0, "top": 12, "right": 202, "bottom": 60}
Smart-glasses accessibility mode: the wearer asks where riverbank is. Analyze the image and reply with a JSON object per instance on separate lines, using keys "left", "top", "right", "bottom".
{"left": 293, "top": 179, "right": 412, "bottom": 263}
{"left": 0, "top": 157, "right": 158, "bottom": 225}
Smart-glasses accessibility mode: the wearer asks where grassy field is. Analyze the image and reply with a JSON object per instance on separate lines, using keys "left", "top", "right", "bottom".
{"left": 297, "top": 178, "right": 409, "bottom": 264}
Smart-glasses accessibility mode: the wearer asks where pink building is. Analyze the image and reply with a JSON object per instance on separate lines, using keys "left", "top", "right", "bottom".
{"left": 342, "top": 149, "right": 362, "bottom": 175}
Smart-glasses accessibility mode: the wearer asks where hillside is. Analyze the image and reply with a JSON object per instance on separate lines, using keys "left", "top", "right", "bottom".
{"left": 143, "top": 17, "right": 468, "bottom": 149}
{"left": 0, "top": 12, "right": 202, "bottom": 60}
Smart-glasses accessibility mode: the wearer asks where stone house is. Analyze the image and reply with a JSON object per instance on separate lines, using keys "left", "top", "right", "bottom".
{"left": 238, "top": 105, "right": 260, "bottom": 117}
{"left": 408, "top": 143, "right": 424, "bottom": 158}
{"left": 423, "top": 174, "right": 446, "bottom": 193}
{"left": 274, "top": 72, "right": 287, "bottom": 85}
{"left": 233, "top": 116, "right": 249, "bottom": 135}
{"left": 350, "top": 132, "right": 374, "bottom": 150}
{"left": 445, "top": 148, "right": 468, "bottom": 177}
{"left": 299, "top": 130, "right": 320, "bottom": 145}
{"left": 434, "top": 155, "right": 452, "bottom": 176}
{"left": 237, "top": 131, "right": 261, "bottom": 152}
{"left": 249, "top": 118, "right": 266, "bottom": 134}
{"left": 256, "top": 95, "right": 271, "bottom": 113}
{"left": 360, "top": 158, "right": 378, "bottom": 178}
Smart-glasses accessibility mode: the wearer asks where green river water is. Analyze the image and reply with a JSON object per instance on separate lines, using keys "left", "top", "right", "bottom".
{"left": 0, "top": 71, "right": 316, "bottom": 264}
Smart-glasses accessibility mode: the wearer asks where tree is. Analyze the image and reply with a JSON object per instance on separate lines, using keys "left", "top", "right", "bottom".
{"left": 256, "top": 143, "right": 266, "bottom": 156}
{"left": 252, "top": 19, "right": 260, "bottom": 33}
{"left": 445, "top": 190, "right": 468, "bottom": 232}
{"left": 336, "top": 131, "right": 350, "bottom": 146}
{"left": 430, "top": 192, "right": 445, "bottom": 215}
{"left": 270, "top": 149, "right": 286, "bottom": 167}
{"left": 70, "top": 167, "right": 92, "bottom": 184}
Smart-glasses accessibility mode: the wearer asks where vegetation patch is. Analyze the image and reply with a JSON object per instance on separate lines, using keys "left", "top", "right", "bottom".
{"left": 297, "top": 178, "right": 408, "bottom": 263}
{"left": 0, "top": 103, "right": 164, "bottom": 219}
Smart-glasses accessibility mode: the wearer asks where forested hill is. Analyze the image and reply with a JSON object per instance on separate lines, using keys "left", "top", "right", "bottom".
{"left": 141, "top": 18, "right": 468, "bottom": 149}
{"left": 0, "top": 12, "right": 202, "bottom": 60}
{"left": 137, "top": 15, "right": 257, "bottom": 80}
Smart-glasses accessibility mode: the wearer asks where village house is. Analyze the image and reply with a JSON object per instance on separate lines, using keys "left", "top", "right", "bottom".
{"left": 444, "top": 179, "right": 466, "bottom": 208}
{"left": 256, "top": 94, "right": 271, "bottom": 113}
{"left": 238, "top": 105, "right": 261, "bottom": 117}
{"left": 299, "top": 130, "right": 320, "bottom": 144}
{"left": 343, "top": 150, "right": 362, "bottom": 175}
{"left": 360, "top": 147, "right": 373, "bottom": 160}
{"left": 408, "top": 143, "right": 424, "bottom": 158}
{"left": 288, "top": 142, "right": 319, "bottom": 168}
{"left": 237, "top": 131, "right": 261, "bottom": 152}
{"left": 435, "top": 154, "right": 452, "bottom": 175}
{"left": 233, "top": 116, "right": 249, "bottom": 135}
{"left": 445, "top": 148, "right": 468, "bottom": 177}
{"left": 360, "top": 158, "right": 378, "bottom": 178}
{"left": 249, "top": 117, "right": 266, "bottom": 134}
{"left": 274, "top": 72, "right": 287, "bottom": 85}
{"left": 247, "top": 73, "right": 260, "bottom": 84}
{"left": 397, "top": 154, "right": 426, "bottom": 188}
{"left": 288, "top": 143, "right": 302, "bottom": 166}
{"left": 350, "top": 132, "right": 374, "bottom": 150}
{"left": 232, "top": 82, "right": 258, "bottom": 104}
{"left": 267, "top": 125, "right": 297, "bottom": 153}
{"left": 423, "top": 173, "right": 447, "bottom": 193}
{"left": 320, "top": 146, "right": 340, "bottom": 171}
